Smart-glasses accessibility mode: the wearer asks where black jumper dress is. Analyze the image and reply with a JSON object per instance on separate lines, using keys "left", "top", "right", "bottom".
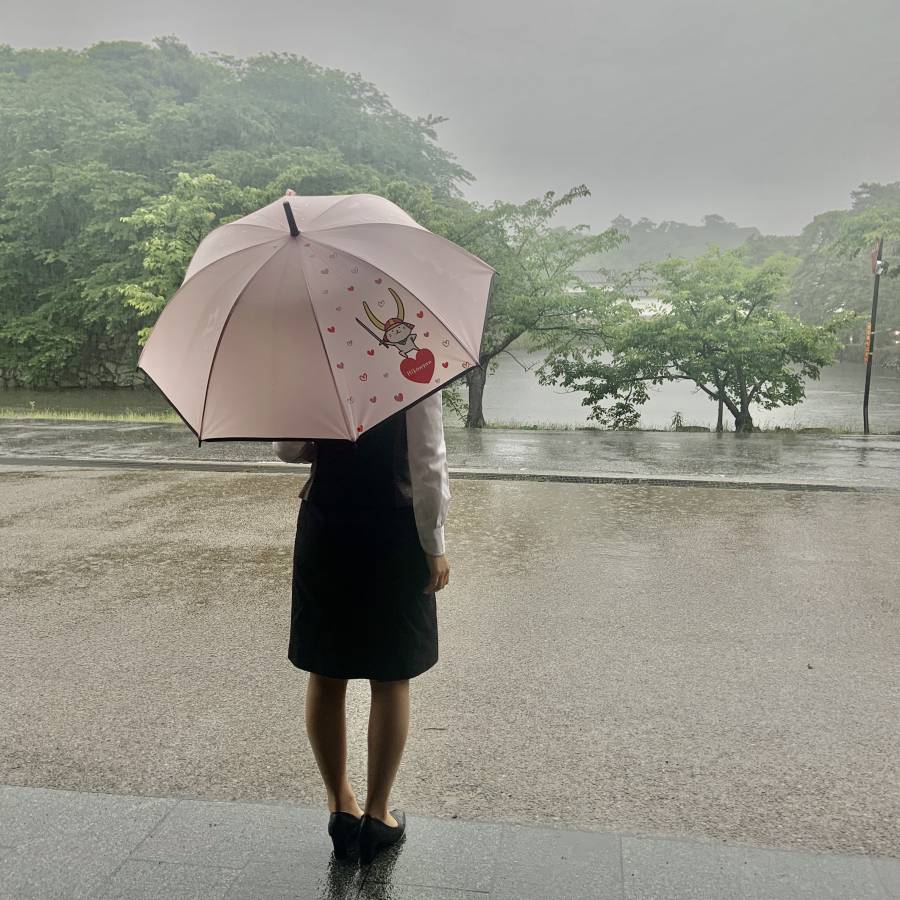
{"left": 288, "top": 410, "right": 439, "bottom": 681}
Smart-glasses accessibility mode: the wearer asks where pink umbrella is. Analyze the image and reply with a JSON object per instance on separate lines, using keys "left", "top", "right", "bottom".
{"left": 136, "top": 192, "right": 496, "bottom": 445}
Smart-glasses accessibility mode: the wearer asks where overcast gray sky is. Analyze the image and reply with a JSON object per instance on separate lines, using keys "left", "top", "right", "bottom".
{"left": 4, "top": 0, "right": 899, "bottom": 234}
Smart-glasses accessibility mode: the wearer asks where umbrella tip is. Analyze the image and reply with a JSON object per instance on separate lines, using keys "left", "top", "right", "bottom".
{"left": 282, "top": 201, "right": 300, "bottom": 237}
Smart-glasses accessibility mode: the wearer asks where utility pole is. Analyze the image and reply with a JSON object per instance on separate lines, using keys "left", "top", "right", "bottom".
{"left": 863, "top": 237, "right": 885, "bottom": 435}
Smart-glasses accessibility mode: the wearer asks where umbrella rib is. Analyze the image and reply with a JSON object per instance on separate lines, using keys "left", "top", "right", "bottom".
{"left": 296, "top": 247, "right": 356, "bottom": 441}
{"left": 301, "top": 194, "right": 358, "bottom": 231}
{"left": 306, "top": 220, "right": 498, "bottom": 273}
{"left": 181, "top": 236, "right": 288, "bottom": 290}
{"left": 303, "top": 233, "right": 483, "bottom": 369}
{"left": 198, "top": 241, "right": 288, "bottom": 441}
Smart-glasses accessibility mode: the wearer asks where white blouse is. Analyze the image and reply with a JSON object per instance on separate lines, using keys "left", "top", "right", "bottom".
{"left": 272, "top": 391, "right": 451, "bottom": 557}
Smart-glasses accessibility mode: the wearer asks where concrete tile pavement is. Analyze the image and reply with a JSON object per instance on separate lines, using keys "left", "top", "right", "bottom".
{"left": 1, "top": 784, "right": 898, "bottom": 900}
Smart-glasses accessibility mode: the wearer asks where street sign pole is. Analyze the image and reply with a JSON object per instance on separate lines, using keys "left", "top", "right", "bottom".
{"left": 863, "top": 236, "right": 884, "bottom": 435}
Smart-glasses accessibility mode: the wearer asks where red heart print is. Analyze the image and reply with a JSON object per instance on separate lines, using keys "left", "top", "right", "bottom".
{"left": 462, "top": 361, "right": 470, "bottom": 367}
{"left": 359, "top": 372, "right": 367, "bottom": 381}
{"left": 442, "top": 339, "right": 450, "bottom": 347}
{"left": 394, "top": 392, "right": 404, "bottom": 401}
{"left": 336, "top": 362, "right": 344, "bottom": 369}
{"left": 374, "top": 277, "right": 382, "bottom": 284}
{"left": 424, "top": 331, "right": 430, "bottom": 337}
{"left": 442, "top": 361, "right": 449, "bottom": 368}
{"left": 327, "top": 326, "right": 335, "bottom": 333}
{"left": 369, "top": 396, "right": 377, "bottom": 403}
{"left": 347, "top": 286, "right": 354, "bottom": 292}
{"left": 400, "top": 348, "right": 435, "bottom": 384}
{"left": 416, "top": 311, "right": 424, "bottom": 318}
{"left": 357, "top": 424, "right": 363, "bottom": 432}
{"left": 367, "top": 349, "right": 375, "bottom": 356}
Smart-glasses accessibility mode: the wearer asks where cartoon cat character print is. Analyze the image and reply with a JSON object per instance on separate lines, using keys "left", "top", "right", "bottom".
{"left": 359, "top": 288, "right": 420, "bottom": 358}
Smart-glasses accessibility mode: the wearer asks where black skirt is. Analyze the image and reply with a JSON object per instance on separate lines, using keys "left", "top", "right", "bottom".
{"left": 288, "top": 498, "right": 439, "bottom": 681}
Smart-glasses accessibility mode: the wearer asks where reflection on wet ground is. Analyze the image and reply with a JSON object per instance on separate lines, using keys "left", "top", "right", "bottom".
{"left": 1, "top": 418, "right": 899, "bottom": 488}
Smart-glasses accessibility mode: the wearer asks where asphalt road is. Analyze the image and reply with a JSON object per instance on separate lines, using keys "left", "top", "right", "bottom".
{"left": 1, "top": 463, "right": 898, "bottom": 860}
{"left": 2, "top": 418, "right": 900, "bottom": 488}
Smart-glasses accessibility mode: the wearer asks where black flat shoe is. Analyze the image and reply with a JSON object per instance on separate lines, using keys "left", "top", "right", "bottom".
{"left": 328, "top": 811, "right": 362, "bottom": 860}
{"left": 357, "top": 809, "right": 406, "bottom": 866}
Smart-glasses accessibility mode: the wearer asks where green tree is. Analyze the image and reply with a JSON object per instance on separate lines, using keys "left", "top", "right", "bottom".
{"left": 739, "top": 183, "right": 900, "bottom": 357}
{"left": 0, "top": 37, "right": 475, "bottom": 387}
{"left": 458, "top": 185, "right": 624, "bottom": 427}
{"left": 537, "top": 247, "right": 852, "bottom": 432}
{"left": 830, "top": 181, "right": 900, "bottom": 277}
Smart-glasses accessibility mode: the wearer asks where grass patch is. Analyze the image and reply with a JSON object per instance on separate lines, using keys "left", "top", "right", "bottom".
{"left": 0, "top": 407, "right": 181, "bottom": 423}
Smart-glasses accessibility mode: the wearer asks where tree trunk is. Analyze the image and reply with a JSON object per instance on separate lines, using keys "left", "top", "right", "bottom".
{"left": 734, "top": 368, "right": 754, "bottom": 432}
{"left": 734, "top": 407, "right": 754, "bottom": 432}
{"left": 716, "top": 396, "right": 724, "bottom": 433}
{"left": 465, "top": 364, "right": 487, "bottom": 428}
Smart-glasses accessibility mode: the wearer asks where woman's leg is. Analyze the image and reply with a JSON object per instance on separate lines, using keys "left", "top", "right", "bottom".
{"left": 305, "top": 673, "right": 364, "bottom": 816}
{"left": 364, "top": 678, "right": 410, "bottom": 826}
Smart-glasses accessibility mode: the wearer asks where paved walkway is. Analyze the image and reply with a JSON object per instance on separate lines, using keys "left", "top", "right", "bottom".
{"left": 1, "top": 784, "right": 898, "bottom": 899}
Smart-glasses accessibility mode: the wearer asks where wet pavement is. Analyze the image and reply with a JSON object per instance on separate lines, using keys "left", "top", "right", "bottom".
{"left": 2, "top": 418, "right": 900, "bottom": 489}
{"left": 1, "top": 464, "right": 898, "bottom": 859}
{"left": 2, "top": 420, "right": 899, "bottom": 896}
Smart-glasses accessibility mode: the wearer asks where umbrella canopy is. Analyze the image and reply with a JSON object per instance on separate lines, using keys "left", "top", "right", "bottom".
{"left": 136, "top": 192, "right": 496, "bottom": 445}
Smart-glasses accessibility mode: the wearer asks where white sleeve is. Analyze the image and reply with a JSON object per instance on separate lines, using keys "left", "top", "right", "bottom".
{"left": 272, "top": 440, "right": 315, "bottom": 464}
{"left": 405, "top": 391, "right": 451, "bottom": 556}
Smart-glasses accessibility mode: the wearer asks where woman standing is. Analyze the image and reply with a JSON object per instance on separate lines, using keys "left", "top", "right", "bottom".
{"left": 273, "top": 389, "right": 451, "bottom": 866}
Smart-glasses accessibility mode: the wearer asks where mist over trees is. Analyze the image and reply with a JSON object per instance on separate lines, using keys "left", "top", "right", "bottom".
{"left": 0, "top": 37, "right": 478, "bottom": 389}
{"left": 1, "top": 35, "right": 897, "bottom": 429}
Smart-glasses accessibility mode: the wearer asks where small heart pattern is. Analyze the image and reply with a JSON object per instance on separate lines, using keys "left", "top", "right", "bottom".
{"left": 416, "top": 310, "right": 424, "bottom": 318}
{"left": 394, "top": 392, "right": 404, "bottom": 402}
{"left": 442, "top": 361, "right": 449, "bottom": 368}
{"left": 359, "top": 372, "right": 368, "bottom": 381}
{"left": 374, "top": 277, "right": 382, "bottom": 284}
{"left": 336, "top": 362, "right": 344, "bottom": 369}
{"left": 327, "top": 326, "right": 335, "bottom": 333}
{"left": 367, "top": 349, "right": 375, "bottom": 356}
